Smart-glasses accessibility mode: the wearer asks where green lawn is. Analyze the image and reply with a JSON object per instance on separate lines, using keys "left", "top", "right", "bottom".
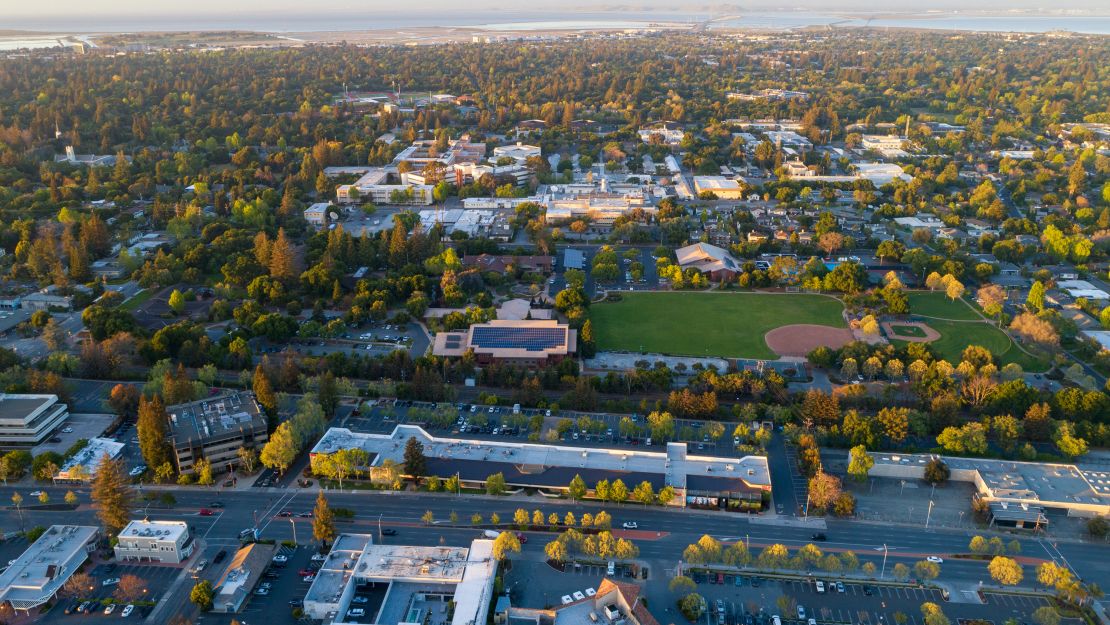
{"left": 120, "top": 289, "right": 153, "bottom": 311}
{"left": 590, "top": 292, "right": 846, "bottom": 359}
{"left": 892, "top": 319, "right": 1047, "bottom": 371}
{"left": 907, "top": 291, "right": 981, "bottom": 320}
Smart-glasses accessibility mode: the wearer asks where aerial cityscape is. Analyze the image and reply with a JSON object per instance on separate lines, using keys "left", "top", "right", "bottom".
{"left": 0, "top": 6, "right": 1108, "bottom": 625}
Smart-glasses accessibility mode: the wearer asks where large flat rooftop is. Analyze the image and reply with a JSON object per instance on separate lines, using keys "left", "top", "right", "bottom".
{"left": 0, "top": 525, "right": 98, "bottom": 609}
{"left": 168, "top": 391, "right": 264, "bottom": 445}
{"left": 312, "top": 425, "right": 770, "bottom": 493}
{"left": 0, "top": 394, "right": 58, "bottom": 422}
{"left": 873, "top": 453, "right": 1109, "bottom": 509}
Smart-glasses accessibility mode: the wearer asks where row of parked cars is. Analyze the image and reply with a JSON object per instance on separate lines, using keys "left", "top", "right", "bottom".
{"left": 65, "top": 600, "right": 139, "bottom": 617}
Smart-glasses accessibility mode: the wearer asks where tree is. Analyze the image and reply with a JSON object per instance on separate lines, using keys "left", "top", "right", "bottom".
{"left": 924, "top": 458, "right": 950, "bottom": 484}
{"left": 914, "top": 560, "right": 940, "bottom": 581}
{"left": 658, "top": 485, "right": 676, "bottom": 506}
{"left": 422, "top": 510, "right": 436, "bottom": 525}
{"left": 892, "top": 562, "right": 910, "bottom": 581}
{"left": 567, "top": 474, "right": 587, "bottom": 500}
{"left": 1010, "top": 313, "right": 1059, "bottom": 347}
{"left": 969, "top": 536, "right": 989, "bottom": 554}
{"left": 260, "top": 422, "right": 298, "bottom": 475}
{"left": 1027, "top": 280, "right": 1046, "bottom": 312}
{"left": 312, "top": 491, "right": 336, "bottom": 546}
{"left": 91, "top": 453, "right": 133, "bottom": 536}
{"left": 137, "top": 394, "right": 172, "bottom": 471}
{"left": 877, "top": 407, "right": 909, "bottom": 445}
{"left": 190, "top": 580, "right": 214, "bottom": 611}
{"left": 545, "top": 539, "right": 568, "bottom": 563}
{"left": 252, "top": 365, "right": 277, "bottom": 416}
{"left": 1032, "top": 607, "right": 1060, "bottom": 625}
{"left": 513, "top": 508, "right": 529, "bottom": 528}
{"left": 269, "top": 227, "right": 297, "bottom": 280}
{"left": 678, "top": 593, "right": 705, "bottom": 621}
{"left": 237, "top": 446, "right": 258, "bottom": 473}
{"left": 194, "top": 458, "right": 214, "bottom": 486}
{"left": 38, "top": 490, "right": 49, "bottom": 504}
{"left": 632, "top": 480, "right": 655, "bottom": 505}
{"left": 486, "top": 472, "right": 507, "bottom": 495}
{"left": 609, "top": 479, "right": 629, "bottom": 503}
{"left": 41, "top": 318, "right": 68, "bottom": 351}
{"left": 168, "top": 289, "right": 185, "bottom": 315}
{"left": 977, "top": 285, "right": 1006, "bottom": 323}
{"left": 847, "top": 445, "right": 874, "bottom": 482}
{"left": 403, "top": 437, "right": 427, "bottom": 483}
{"left": 808, "top": 471, "right": 842, "bottom": 511}
{"left": 62, "top": 571, "right": 94, "bottom": 598}
{"left": 669, "top": 575, "right": 697, "bottom": 594}
{"left": 65, "top": 490, "right": 78, "bottom": 505}
{"left": 989, "top": 556, "right": 1023, "bottom": 586}
{"left": 492, "top": 531, "right": 522, "bottom": 560}
{"left": 115, "top": 574, "right": 147, "bottom": 602}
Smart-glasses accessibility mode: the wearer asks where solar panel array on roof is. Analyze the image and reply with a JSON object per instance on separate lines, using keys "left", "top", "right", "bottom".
{"left": 471, "top": 326, "right": 565, "bottom": 352}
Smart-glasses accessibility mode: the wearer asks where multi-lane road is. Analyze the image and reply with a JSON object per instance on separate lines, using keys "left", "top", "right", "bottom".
{"left": 2, "top": 485, "right": 1102, "bottom": 595}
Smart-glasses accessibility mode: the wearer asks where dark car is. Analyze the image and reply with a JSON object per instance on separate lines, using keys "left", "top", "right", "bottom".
{"left": 863, "top": 585, "right": 874, "bottom": 596}
{"left": 213, "top": 550, "right": 228, "bottom": 564}
{"left": 381, "top": 528, "right": 397, "bottom": 536}
{"left": 209, "top": 502, "right": 224, "bottom": 508}
{"left": 279, "top": 511, "right": 292, "bottom": 517}
{"left": 289, "top": 599, "right": 304, "bottom": 607}
{"left": 811, "top": 533, "right": 827, "bottom": 541}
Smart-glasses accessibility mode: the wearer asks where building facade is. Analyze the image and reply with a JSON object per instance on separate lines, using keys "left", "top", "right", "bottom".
{"left": 168, "top": 392, "right": 268, "bottom": 475}
{"left": 0, "top": 525, "right": 99, "bottom": 612}
{"left": 0, "top": 394, "right": 69, "bottom": 448}
{"left": 114, "top": 520, "right": 194, "bottom": 563}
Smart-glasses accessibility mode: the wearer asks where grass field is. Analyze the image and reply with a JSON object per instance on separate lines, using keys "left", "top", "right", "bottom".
{"left": 907, "top": 291, "right": 982, "bottom": 320}
{"left": 589, "top": 292, "right": 846, "bottom": 359}
{"left": 888, "top": 324, "right": 926, "bottom": 338}
{"left": 892, "top": 319, "right": 1047, "bottom": 371}
{"left": 120, "top": 289, "right": 153, "bottom": 312}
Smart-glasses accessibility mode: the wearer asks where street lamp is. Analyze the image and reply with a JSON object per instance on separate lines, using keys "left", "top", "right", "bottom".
{"left": 290, "top": 518, "right": 298, "bottom": 546}
{"left": 925, "top": 500, "right": 935, "bottom": 529}
{"left": 880, "top": 544, "right": 889, "bottom": 580}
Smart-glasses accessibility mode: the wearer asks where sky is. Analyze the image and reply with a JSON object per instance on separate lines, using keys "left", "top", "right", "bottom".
{"left": 6, "top": 0, "right": 1109, "bottom": 19}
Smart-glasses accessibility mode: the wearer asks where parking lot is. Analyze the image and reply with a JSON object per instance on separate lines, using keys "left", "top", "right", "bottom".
{"left": 344, "top": 400, "right": 754, "bottom": 457}
{"left": 37, "top": 560, "right": 183, "bottom": 623}
{"left": 213, "top": 543, "right": 312, "bottom": 625}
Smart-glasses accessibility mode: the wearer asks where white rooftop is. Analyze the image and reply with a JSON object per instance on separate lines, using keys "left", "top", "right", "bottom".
{"left": 118, "top": 519, "right": 189, "bottom": 543}
{"left": 56, "top": 437, "right": 125, "bottom": 481}
{"left": 0, "top": 525, "right": 98, "bottom": 610}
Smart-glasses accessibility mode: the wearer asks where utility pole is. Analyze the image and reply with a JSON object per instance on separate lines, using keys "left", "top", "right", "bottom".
{"left": 378, "top": 513, "right": 384, "bottom": 541}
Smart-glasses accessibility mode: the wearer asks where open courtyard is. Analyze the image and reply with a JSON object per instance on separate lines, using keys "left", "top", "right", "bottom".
{"left": 590, "top": 292, "right": 848, "bottom": 359}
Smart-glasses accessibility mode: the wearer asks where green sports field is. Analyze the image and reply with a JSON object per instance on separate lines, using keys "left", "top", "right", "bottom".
{"left": 891, "top": 319, "right": 1047, "bottom": 371}
{"left": 589, "top": 292, "right": 846, "bottom": 359}
{"left": 907, "top": 291, "right": 981, "bottom": 320}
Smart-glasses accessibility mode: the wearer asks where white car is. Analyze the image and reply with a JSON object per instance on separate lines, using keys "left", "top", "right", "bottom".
{"left": 102, "top": 578, "right": 120, "bottom": 586}
{"left": 121, "top": 605, "right": 134, "bottom": 618}
{"left": 29, "top": 491, "right": 43, "bottom": 497}
{"left": 926, "top": 556, "right": 944, "bottom": 564}
{"left": 103, "top": 604, "right": 116, "bottom": 615}
{"left": 62, "top": 427, "right": 74, "bottom": 433}
{"left": 129, "top": 466, "right": 146, "bottom": 477}
{"left": 255, "top": 587, "right": 270, "bottom": 596}
{"left": 311, "top": 553, "right": 327, "bottom": 562}
{"left": 303, "top": 574, "right": 316, "bottom": 582}
{"left": 272, "top": 555, "right": 289, "bottom": 563}
{"left": 621, "top": 522, "right": 638, "bottom": 529}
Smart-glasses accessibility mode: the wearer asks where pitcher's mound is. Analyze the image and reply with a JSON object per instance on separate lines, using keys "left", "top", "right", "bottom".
{"left": 765, "top": 324, "right": 854, "bottom": 357}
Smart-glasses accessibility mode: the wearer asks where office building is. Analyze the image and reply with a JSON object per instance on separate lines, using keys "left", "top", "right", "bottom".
{"left": 0, "top": 393, "right": 69, "bottom": 448}
{"left": 114, "top": 520, "right": 194, "bottom": 563}
{"left": 303, "top": 533, "right": 496, "bottom": 625}
{"left": 0, "top": 525, "right": 99, "bottom": 611}
{"left": 432, "top": 319, "right": 576, "bottom": 366}
{"left": 55, "top": 437, "right": 125, "bottom": 482}
{"left": 167, "top": 392, "right": 268, "bottom": 475}
{"left": 211, "top": 542, "right": 279, "bottom": 613}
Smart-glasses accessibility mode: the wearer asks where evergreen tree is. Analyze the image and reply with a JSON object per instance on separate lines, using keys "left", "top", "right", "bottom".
{"left": 91, "top": 453, "right": 133, "bottom": 536}
{"left": 137, "top": 394, "right": 172, "bottom": 472}
{"left": 312, "top": 491, "right": 336, "bottom": 546}
{"left": 269, "top": 227, "right": 297, "bottom": 280}
{"left": 252, "top": 365, "right": 277, "bottom": 416}
{"left": 403, "top": 437, "right": 427, "bottom": 483}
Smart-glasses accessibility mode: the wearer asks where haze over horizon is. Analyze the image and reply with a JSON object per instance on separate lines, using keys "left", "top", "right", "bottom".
{"left": 6, "top": 0, "right": 1110, "bottom": 25}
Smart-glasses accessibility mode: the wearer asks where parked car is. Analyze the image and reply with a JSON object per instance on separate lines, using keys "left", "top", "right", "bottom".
{"left": 255, "top": 588, "right": 270, "bottom": 596}
{"left": 289, "top": 599, "right": 304, "bottom": 607}
{"left": 621, "top": 522, "right": 638, "bottom": 529}
{"left": 103, "top": 604, "right": 116, "bottom": 615}
{"left": 797, "top": 606, "right": 806, "bottom": 620}
{"left": 836, "top": 581, "right": 845, "bottom": 593}
{"left": 214, "top": 550, "right": 227, "bottom": 564}
{"left": 199, "top": 508, "right": 215, "bottom": 516}
{"left": 102, "top": 577, "right": 120, "bottom": 586}
{"left": 352, "top": 596, "right": 369, "bottom": 604}
{"left": 273, "top": 555, "right": 289, "bottom": 563}
{"left": 926, "top": 556, "right": 944, "bottom": 564}
{"left": 121, "top": 605, "right": 135, "bottom": 617}
{"left": 381, "top": 528, "right": 397, "bottom": 536}
{"left": 303, "top": 574, "right": 316, "bottom": 582}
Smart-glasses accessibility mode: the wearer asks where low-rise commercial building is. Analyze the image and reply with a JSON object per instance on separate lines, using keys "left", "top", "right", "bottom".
{"left": 492, "top": 143, "right": 541, "bottom": 162}
{"left": 871, "top": 453, "right": 1110, "bottom": 523}
{"left": 0, "top": 525, "right": 99, "bottom": 611}
{"left": 305, "top": 203, "right": 332, "bottom": 229}
{"left": 693, "top": 176, "right": 746, "bottom": 199}
{"left": 432, "top": 319, "right": 576, "bottom": 366}
{"left": 303, "top": 533, "right": 496, "bottom": 625}
{"left": 168, "top": 392, "right": 267, "bottom": 475}
{"left": 311, "top": 424, "right": 771, "bottom": 511}
{"left": 0, "top": 393, "right": 69, "bottom": 448}
{"left": 114, "top": 520, "right": 194, "bottom": 563}
{"left": 55, "top": 437, "right": 125, "bottom": 481}
{"left": 211, "top": 542, "right": 278, "bottom": 613}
